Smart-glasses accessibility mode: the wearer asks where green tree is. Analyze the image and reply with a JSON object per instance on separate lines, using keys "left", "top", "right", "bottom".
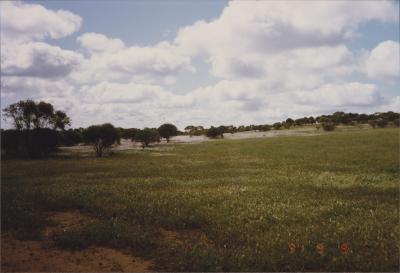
{"left": 260, "top": 124, "right": 271, "bottom": 131}
{"left": 83, "top": 123, "right": 121, "bottom": 157}
{"left": 135, "top": 128, "right": 160, "bottom": 148}
{"left": 206, "top": 126, "right": 223, "bottom": 138}
{"left": 121, "top": 128, "right": 139, "bottom": 141}
{"left": 2, "top": 100, "right": 70, "bottom": 130}
{"left": 273, "top": 122, "right": 282, "bottom": 130}
{"left": 60, "top": 129, "right": 83, "bottom": 146}
{"left": 2, "top": 100, "right": 71, "bottom": 158}
{"left": 158, "top": 123, "right": 178, "bottom": 142}
{"left": 184, "top": 125, "right": 195, "bottom": 132}
{"left": 52, "top": 110, "right": 71, "bottom": 130}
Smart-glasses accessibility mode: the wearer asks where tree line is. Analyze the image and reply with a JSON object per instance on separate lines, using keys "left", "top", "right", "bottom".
{"left": 184, "top": 111, "right": 399, "bottom": 136}
{"left": 1, "top": 100, "right": 399, "bottom": 158}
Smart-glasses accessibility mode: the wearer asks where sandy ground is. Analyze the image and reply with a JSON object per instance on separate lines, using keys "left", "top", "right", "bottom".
{"left": 1, "top": 211, "right": 153, "bottom": 272}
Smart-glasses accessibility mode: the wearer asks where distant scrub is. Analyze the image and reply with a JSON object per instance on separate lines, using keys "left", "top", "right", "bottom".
{"left": 2, "top": 100, "right": 399, "bottom": 157}
{"left": 194, "top": 111, "right": 399, "bottom": 137}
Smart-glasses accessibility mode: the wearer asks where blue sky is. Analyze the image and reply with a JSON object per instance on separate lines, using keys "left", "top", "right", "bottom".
{"left": 1, "top": 1, "right": 399, "bottom": 129}
{"left": 31, "top": 1, "right": 228, "bottom": 48}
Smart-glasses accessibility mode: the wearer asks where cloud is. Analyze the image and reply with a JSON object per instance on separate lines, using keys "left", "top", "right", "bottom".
{"left": 1, "top": 76, "right": 74, "bottom": 99}
{"left": 189, "top": 80, "right": 385, "bottom": 126}
{"left": 174, "top": 1, "right": 397, "bottom": 79}
{"left": 77, "top": 33, "right": 125, "bottom": 53}
{"left": 0, "top": 2, "right": 83, "bottom": 79}
{"left": 1, "top": 1, "right": 398, "bottom": 129}
{"left": 176, "top": 1, "right": 397, "bottom": 54}
{"left": 0, "top": 1, "right": 81, "bottom": 43}
{"left": 365, "top": 40, "right": 400, "bottom": 83}
{"left": 292, "top": 82, "right": 383, "bottom": 107}
{"left": 1, "top": 42, "right": 83, "bottom": 78}
{"left": 73, "top": 37, "right": 194, "bottom": 85}
{"left": 80, "top": 82, "right": 193, "bottom": 107}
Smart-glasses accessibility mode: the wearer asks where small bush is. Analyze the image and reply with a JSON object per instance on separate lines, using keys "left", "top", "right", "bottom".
{"left": 135, "top": 128, "right": 160, "bottom": 148}
{"left": 260, "top": 125, "right": 271, "bottom": 131}
{"left": 376, "top": 119, "right": 388, "bottom": 128}
{"left": 206, "top": 127, "right": 223, "bottom": 138}
{"left": 368, "top": 120, "right": 377, "bottom": 128}
{"left": 321, "top": 122, "right": 335, "bottom": 131}
{"left": 273, "top": 123, "right": 282, "bottom": 130}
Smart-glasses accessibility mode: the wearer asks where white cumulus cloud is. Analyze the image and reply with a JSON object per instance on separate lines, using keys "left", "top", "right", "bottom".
{"left": 1, "top": 42, "right": 83, "bottom": 78}
{"left": 0, "top": 1, "right": 81, "bottom": 43}
{"left": 365, "top": 40, "right": 400, "bottom": 83}
{"left": 73, "top": 37, "right": 194, "bottom": 85}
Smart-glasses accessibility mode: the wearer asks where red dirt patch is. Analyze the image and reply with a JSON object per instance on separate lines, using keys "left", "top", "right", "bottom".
{"left": 43, "top": 210, "right": 96, "bottom": 238}
{"left": 1, "top": 211, "right": 153, "bottom": 272}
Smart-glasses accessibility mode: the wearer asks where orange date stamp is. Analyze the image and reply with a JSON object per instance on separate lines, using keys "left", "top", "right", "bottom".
{"left": 288, "top": 242, "right": 349, "bottom": 255}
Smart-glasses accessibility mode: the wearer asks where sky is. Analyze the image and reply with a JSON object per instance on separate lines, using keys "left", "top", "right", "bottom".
{"left": 1, "top": 0, "right": 399, "bottom": 129}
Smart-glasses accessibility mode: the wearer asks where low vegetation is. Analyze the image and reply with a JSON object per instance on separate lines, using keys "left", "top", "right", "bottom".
{"left": 2, "top": 128, "right": 399, "bottom": 271}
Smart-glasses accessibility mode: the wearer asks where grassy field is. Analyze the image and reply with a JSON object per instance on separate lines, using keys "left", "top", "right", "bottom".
{"left": 2, "top": 128, "right": 399, "bottom": 271}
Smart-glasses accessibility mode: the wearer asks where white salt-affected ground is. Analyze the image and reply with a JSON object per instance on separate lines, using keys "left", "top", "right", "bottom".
{"left": 223, "top": 126, "right": 319, "bottom": 139}
{"left": 60, "top": 126, "right": 321, "bottom": 153}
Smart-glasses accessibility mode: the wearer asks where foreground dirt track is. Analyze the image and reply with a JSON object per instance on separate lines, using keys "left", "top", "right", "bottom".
{"left": 1, "top": 211, "right": 153, "bottom": 272}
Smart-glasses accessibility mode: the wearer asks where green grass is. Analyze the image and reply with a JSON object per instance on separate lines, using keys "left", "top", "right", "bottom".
{"left": 2, "top": 128, "right": 399, "bottom": 271}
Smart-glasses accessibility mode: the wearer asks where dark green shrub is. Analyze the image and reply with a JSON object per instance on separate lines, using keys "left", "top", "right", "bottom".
{"left": 321, "top": 122, "right": 335, "bottom": 131}
{"left": 273, "top": 122, "right": 282, "bottom": 130}
{"left": 121, "top": 128, "right": 139, "bottom": 141}
{"left": 376, "top": 119, "right": 388, "bottom": 128}
{"left": 260, "top": 124, "right": 271, "bottom": 131}
{"left": 83, "top": 123, "right": 121, "bottom": 157}
{"left": 158, "top": 123, "right": 178, "bottom": 142}
{"left": 1, "top": 128, "right": 58, "bottom": 158}
{"left": 58, "top": 129, "right": 83, "bottom": 146}
{"left": 135, "top": 128, "right": 160, "bottom": 148}
{"left": 206, "top": 127, "right": 223, "bottom": 138}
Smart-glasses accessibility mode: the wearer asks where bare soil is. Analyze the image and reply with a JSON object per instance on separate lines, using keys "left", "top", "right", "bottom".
{"left": 1, "top": 210, "right": 153, "bottom": 272}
